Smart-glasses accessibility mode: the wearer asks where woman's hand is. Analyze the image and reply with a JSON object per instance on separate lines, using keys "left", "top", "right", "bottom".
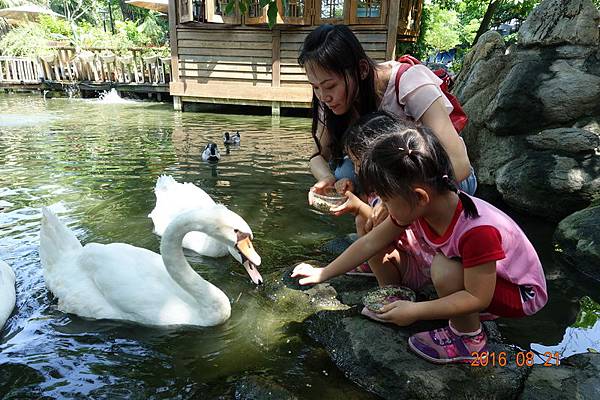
{"left": 365, "top": 202, "right": 389, "bottom": 233}
{"left": 330, "top": 191, "right": 365, "bottom": 217}
{"left": 308, "top": 176, "right": 336, "bottom": 205}
{"left": 361, "top": 300, "right": 418, "bottom": 326}
{"left": 290, "top": 262, "right": 327, "bottom": 285}
{"left": 334, "top": 178, "right": 354, "bottom": 195}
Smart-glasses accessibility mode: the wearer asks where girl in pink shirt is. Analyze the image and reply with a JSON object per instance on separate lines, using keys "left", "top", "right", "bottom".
{"left": 292, "top": 112, "right": 547, "bottom": 364}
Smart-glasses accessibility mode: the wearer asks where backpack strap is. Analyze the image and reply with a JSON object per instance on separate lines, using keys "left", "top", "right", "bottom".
{"left": 394, "top": 62, "right": 413, "bottom": 105}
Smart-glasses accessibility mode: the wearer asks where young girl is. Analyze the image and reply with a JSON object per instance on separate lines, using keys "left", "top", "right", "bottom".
{"left": 292, "top": 118, "right": 548, "bottom": 364}
{"left": 299, "top": 24, "right": 476, "bottom": 274}
{"left": 332, "top": 112, "right": 434, "bottom": 289}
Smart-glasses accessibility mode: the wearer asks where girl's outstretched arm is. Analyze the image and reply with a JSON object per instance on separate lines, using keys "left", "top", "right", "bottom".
{"left": 291, "top": 217, "right": 404, "bottom": 285}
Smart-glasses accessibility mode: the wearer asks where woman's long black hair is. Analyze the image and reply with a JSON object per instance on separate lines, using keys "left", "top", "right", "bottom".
{"left": 359, "top": 114, "right": 479, "bottom": 218}
{"left": 298, "top": 24, "right": 378, "bottom": 168}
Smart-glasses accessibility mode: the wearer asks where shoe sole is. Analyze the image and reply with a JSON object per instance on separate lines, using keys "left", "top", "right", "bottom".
{"left": 408, "top": 338, "right": 480, "bottom": 365}
{"left": 344, "top": 271, "right": 375, "bottom": 277}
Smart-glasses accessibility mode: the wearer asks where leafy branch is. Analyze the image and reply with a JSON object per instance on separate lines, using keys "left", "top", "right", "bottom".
{"left": 225, "top": 0, "right": 282, "bottom": 28}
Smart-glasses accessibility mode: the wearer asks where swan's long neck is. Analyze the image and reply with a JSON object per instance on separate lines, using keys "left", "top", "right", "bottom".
{"left": 160, "top": 210, "right": 230, "bottom": 308}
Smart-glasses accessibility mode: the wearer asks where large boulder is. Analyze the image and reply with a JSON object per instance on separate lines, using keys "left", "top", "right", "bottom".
{"left": 454, "top": 0, "right": 600, "bottom": 271}
{"left": 454, "top": 0, "right": 600, "bottom": 216}
{"left": 304, "top": 309, "right": 529, "bottom": 400}
{"left": 520, "top": 353, "right": 600, "bottom": 399}
{"left": 518, "top": 0, "right": 600, "bottom": 47}
{"left": 553, "top": 204, "right": 600, "bottom": 283}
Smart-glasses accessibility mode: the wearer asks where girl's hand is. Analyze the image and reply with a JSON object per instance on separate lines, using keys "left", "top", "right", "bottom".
{"left": 365, "top": 300, "right": 418, "bottom": 326}
{"left": 365, "top": 202, "right": 389, "bottom": 233}
{"left": 334, "top": 178, "right": 354, "bottom": 195}
{"left": 290, "top": 262, "right": 326, "bottom": 285}
{"left": 308, "top": 176, "right": 336, "bottom": 205}
{"left": 330, "top": 191, "right": 363, "bottom": 217}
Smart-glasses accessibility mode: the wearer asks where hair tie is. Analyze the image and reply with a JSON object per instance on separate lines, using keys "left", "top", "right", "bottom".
{"left": 398, "top": 147, "right": 413, "bottom": 157}
{"left": 442, "top": 175, "right": 458, "bottom": 193}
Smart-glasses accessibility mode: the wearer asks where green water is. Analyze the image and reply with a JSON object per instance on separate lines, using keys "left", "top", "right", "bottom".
{"left": 0, "top": 93, "right": 598, "bottom": 398}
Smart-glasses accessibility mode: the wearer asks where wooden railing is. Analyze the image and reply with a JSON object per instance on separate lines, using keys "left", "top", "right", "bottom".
{"left": 0, "top": 56, "right": 42, "bottom": 83}
{"left": 0, "top": 47, "right": 171, "bottom": 85}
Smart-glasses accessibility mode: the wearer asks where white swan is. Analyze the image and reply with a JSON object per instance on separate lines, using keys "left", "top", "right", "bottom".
{"left": 148, "top": 176, "right": 262, "bottom": 284}
{"left": 39, "top": 206, "right": 262, "bottom": 326}
{"left": 0, "top": 260, "right": 16, "bottom": 330}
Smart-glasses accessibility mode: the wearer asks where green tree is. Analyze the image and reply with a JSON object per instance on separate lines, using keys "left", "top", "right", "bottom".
{"left": 424, "top": 4, "right": 461, "bottom": 51}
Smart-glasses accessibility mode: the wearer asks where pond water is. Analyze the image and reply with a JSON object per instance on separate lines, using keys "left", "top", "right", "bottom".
{"left": 0, "top": 93, "right": 598, "bottom": 398}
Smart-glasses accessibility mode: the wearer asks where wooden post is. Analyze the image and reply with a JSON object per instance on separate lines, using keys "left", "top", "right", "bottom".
{"left": 168, "top": 0, "right": 180, "bottom": 85}
{"left": 386, "top": 0, "right": 402, "bottom": 61}
{"left": 271, "top": 101, "right": 281, "bottom": 116}
{"left": 271, "top": 28, "right": 281, "bottom": 116}
{"left": 173, "top": 95, "right": 182, "bottom": 111}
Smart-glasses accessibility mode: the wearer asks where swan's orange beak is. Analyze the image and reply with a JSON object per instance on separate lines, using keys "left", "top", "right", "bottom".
{"left": 236, "top": 234, "right": 263, "bottom": 285}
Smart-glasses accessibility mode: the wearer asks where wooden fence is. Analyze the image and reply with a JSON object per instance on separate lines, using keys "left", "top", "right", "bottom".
{"left": 0, "top": 47, "right": 171, "bottom": 86}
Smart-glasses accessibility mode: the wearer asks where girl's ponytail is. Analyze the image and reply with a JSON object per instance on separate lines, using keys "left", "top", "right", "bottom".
{"left": 442, "top": 176, "right": 479, "bottom": 219}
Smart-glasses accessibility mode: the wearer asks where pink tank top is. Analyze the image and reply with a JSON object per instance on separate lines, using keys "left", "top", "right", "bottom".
{"left": 415, "top": 195, "right": 548, "bottom": 316}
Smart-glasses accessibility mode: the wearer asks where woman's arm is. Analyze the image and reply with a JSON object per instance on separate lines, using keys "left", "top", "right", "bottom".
{"left": 419, "top": 98, "right": 471, "bottom": 181}
{"left": 309, "top": 120, "right": 336, "bottom": 182}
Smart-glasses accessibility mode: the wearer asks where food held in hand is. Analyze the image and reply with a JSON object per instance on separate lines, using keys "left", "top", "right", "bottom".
{"left": 362, "top": 285, "right": 416, "bottom": 312}
{"left": 310, "top": 188, "right": 346, "bottom": 213}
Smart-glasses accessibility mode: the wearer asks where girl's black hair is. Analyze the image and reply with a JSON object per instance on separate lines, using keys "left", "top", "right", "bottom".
{"left": 298, "top": 24, "right": 378, "bottom": 167}
{"left": 358, "top": 115, "right": 479, "bottom": 219}
{"left": 343, "top": 111, "right": 418, "bottom": 161}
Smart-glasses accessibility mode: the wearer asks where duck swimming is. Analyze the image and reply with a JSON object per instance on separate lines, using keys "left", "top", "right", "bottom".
{"left": 39, "top": 206, "right": 262, "bottom": 326}
{"left": 202, "top": 143, "right": 220, "bottom": 162}
{"left": 223, "top": 131, "right": 241, "bottom": 145}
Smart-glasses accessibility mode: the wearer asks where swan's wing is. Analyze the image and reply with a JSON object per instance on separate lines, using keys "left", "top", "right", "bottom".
{"left": 149, "top": 176, "right": 216, "bottom": 235}
{"left": 0, "top": 261, "right": 15, "bottom": 326}
{"left": 51, "top": 243, "right": 196, "bottom": 323}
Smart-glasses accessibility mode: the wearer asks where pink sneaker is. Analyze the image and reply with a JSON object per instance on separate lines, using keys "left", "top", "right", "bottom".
{"left": 345, "top": 262, "right": 375, "bottom": 277}
{"left": 408, "top": 324, "right": 488, "bottom": 364}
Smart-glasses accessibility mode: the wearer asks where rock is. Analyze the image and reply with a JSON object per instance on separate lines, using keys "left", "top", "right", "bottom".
{"left": 520, "top": 353, "right": 600, "bottom": 399}
{"left": 554, "top": 205, "right": 600, "bottom": 283}
{"left": 496, "top": 153, "right": 600, "bottom": 219}
{"left": 453, "top": 0, "right": 600, "bottom": 221}
{"left": 261, "top": 264, "right": 350, "bottom": 321}
{"left": 526, "top": 128, "right": 599, "bottom": 153}
{"left": 519, "top": 0, "right": 600, "bottom": 47}
{"left": 536, "top": 60, "right": 600, "bottom": 125}
{"left": 320, "top": 234, "right": 357, "bottom": 257}
{"left": 233, "top": 376, "right": 298, "bottom": 400}
{"left": 576, "top": 118, "right": 600, "bottom": 135}
{"left": 304, "top": 310, "right": 529, "bottom": 400}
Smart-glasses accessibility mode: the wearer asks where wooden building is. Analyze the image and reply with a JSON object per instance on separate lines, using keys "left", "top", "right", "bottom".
{"left": 168, "top": 0, "right": 423, "bottom": 113}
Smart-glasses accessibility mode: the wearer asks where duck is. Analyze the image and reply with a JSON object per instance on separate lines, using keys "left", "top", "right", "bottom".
{"left": 39, "top": 206, "right": 262, "bottom": 327}
{"left": 0, "top": 260, "right": 16, "bottom": 330}
{"left": 148, "top": 175, "right": 262, "bottom": 272}
{"left": 201, "top": 143, "right": 220, "bottom": 162}
{"left": 223, "top": 131, "right": 241, "bottom": 145}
